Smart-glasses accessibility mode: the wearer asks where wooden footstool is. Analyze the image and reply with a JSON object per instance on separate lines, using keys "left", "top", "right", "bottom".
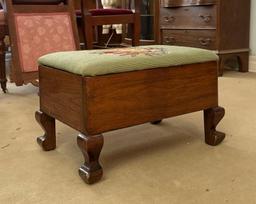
{"left": 36, "top": 45, "right": 225, "bottom": 184}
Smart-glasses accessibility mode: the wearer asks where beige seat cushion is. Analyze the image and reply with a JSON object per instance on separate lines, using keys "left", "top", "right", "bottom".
{"left": 38, "top": 45, "right": 218, "bottom": 77}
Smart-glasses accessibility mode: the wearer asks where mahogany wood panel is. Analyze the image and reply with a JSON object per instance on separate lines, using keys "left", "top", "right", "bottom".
{"left": 84, "top": 61, "right": 218, "bottom": 135}
{"left": 218, "top": 0, "right": 250, "bottom": 50}
{"left": 160, "top": 5, "right": 216, "bottom": 29}
{"left": 39, "top": 66, "right": 84, "bottom": 132}
{"left": 162, "top": 29, "right": 216, "bottom": 50}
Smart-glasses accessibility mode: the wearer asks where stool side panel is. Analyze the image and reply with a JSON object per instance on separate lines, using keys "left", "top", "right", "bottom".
{"left": 39, "top": 66, "right": 84, "bottom": 132}
{"left": 84, "top": 61, "right": 218, "bottom": 135}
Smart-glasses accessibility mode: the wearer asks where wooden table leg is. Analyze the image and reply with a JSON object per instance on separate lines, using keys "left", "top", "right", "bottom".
{"left": 204, "top": 107, "right": 225, "bottom": 146}
{"left": 0, "top": 28, "right": 7, "bottom": 93}
{"left": 35, "top": 111, "right": 56, "bottom": 151}
{"left": 77, "top": 133, "right": 104, "bottom": 184}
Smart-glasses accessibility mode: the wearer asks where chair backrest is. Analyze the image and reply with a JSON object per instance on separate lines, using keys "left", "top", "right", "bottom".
{"left": 11, "top": 0, "right": 66, "bottom": 5}
{"left": 6, "top": 0, "right": 80, "bottom": 85}
{"left": 81, "top": 0, "right": 141, "bottom": 11}
{"left": 81, "top": 0, "right": 100, "bottom": 12}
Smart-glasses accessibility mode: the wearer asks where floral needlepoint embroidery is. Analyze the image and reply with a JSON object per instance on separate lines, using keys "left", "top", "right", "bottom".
{"left": 92, "top": 47, "right": 168, "bottom": 57}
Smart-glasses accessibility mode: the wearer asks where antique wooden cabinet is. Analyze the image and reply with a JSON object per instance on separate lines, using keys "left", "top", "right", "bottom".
{"left": 126, "top": 0, "right": 160, "bottom": 45}
{"left": 160, "top": 0, "right": 251, "bottom": 75}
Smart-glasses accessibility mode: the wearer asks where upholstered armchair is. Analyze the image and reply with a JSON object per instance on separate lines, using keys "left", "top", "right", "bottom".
{"left": 81, "top": 0, "right": 141, "bottom": 49}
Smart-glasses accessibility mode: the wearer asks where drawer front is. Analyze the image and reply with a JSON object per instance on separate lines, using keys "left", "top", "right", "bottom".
{"left": 160, "top": 5, "right": 216, "bottom": 29}
{"left": 162, "top": 29, "right": 216, "bottom": 50}
{"left": 161, "top": 0, "right": 216, "bottom": 7}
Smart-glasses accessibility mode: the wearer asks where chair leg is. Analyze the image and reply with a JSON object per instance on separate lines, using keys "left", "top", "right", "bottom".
{"left": 204, "top": 107, "right": 225, "bottom": 146}
{"left": 84, "top": 16, "right": 94, "bottom": 49}
{"left": 0, "top": 32, "right": 7, "bottom": 93}
{"left": 77, "top": 133, "right": 104, "bottom": 184}
{"left": 132, "top": 13, "right": 141, "bottom": 46}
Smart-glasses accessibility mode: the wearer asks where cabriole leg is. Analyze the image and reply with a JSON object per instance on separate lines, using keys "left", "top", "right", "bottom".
{"left": 204, "top": 107, "right": 225, "bottom": 146}
{"left": 35, "top": 111, "right": 56, "bottom": 151}
{"left": 77, "top": 133, "right": 104, "bottom": 184}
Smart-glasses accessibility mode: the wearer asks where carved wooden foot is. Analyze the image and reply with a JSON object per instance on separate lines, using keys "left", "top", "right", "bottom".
{"left": 204, "top": 107, "right": 225, "bottom": 146}
{"left": 35, "top": 111, "right": 56, "bottom": 151}
{"left": 151, "top": 120, "right": 162, "bottom": 125}
{"left": 77, "top": 133, "right": 104, "bottom": 184}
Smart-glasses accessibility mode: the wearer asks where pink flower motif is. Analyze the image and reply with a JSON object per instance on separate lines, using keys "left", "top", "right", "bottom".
{"left": 57, "top": 26, "right": 64, "bottom": 34}
{"left": 44, "top": 18, "right": 53, "bottom": 27}
{"left": 23, "top": 19, "right": 33, "bottom": 27}
{"left": 37, "top": 27, "right": 46, "bottom": 36}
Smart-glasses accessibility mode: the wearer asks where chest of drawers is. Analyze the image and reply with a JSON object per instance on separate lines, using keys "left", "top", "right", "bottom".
{"left": 160, "top": 0, "right": 251, "bottom": 75}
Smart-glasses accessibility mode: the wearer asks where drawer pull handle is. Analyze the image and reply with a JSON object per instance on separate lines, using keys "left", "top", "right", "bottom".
{"left": 165, "top": 37, "right": 176, "bottom": 43}
{"left": 199, "top": 14, "right": 212, "bottom": 23}
{"left": 199, "top": 38, "right": 211, "bottom": 46}
{"left": 164, "top": 16, "right": 176, "bottom": 23}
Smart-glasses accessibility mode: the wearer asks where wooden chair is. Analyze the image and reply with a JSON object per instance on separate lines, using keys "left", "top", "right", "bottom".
{"left": 81, "top": 0, "right": 141, "bottom": 49}
{"left": 5, "top": 0, "right": 80, "bottom": 87}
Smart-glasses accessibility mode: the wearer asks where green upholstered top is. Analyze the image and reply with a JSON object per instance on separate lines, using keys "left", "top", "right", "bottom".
{"left": 38, "top": 45, "right": 218, "bottom": 76}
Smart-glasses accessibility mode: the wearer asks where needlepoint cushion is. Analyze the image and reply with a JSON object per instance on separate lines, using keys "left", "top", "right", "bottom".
{"left": 38, "top": 45, "right": 218, "bottom": 76}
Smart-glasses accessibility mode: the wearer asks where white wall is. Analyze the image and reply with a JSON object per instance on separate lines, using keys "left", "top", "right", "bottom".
{"left": 249, "top": 1, "right": 256, "bottom": 72}
{"left": 250, "top": 1, "right": 256, "bottom": 56}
